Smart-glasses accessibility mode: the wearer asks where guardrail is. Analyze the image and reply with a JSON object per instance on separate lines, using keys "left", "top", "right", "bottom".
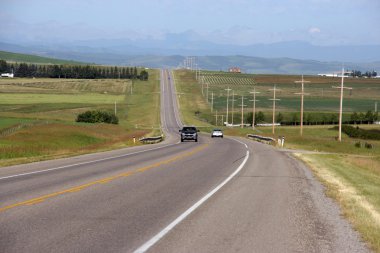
{"left": 247, "top": 134, "right": 276, "bottom": 144}
{"left": 139, "top": 135, "right": 164, "bottom": 144}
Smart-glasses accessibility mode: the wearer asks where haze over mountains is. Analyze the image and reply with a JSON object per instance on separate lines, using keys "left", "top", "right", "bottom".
{"left": 1, "top": 32, "right": 379, "bottom": 74}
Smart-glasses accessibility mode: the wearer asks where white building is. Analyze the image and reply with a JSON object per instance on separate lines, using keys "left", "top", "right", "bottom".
{"left": 318, "top": 71, "right": 352, "bottom": 78}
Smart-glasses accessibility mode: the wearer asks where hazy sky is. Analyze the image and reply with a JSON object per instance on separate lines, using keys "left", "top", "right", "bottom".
{"left": 1, "top": 0, "right": 380, "bottom": 45}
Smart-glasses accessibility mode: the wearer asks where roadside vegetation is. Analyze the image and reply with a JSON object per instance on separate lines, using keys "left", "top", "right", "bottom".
{"left": 0, "top": 69, "right": 160, "bottom": 166}
{"left": 174, "top": 69, "right": 380, "bottom": 252}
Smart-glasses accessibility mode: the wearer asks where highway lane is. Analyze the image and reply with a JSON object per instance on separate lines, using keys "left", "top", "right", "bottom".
{"left": 150, "top": 138, "right": 369, "bottom": 253}
{"left": 0, "top": 69, "right": 250, "bottom": 252}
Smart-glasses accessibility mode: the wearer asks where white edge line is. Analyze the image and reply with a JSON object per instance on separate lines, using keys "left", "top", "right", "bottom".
{"left": 0, "top": 141, "right": 180, "bottom": 181}
{"left": 133, "top": 149, "right": 250, "bottom": 253}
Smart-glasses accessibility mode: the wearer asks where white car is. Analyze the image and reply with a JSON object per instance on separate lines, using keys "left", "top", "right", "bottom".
{"left": 211, "top": 129, "right": 223, "bottom": 138}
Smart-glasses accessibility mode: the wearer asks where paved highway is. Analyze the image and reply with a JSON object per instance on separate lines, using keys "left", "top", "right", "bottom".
{"left": 0, "top": 70, "right": 368, "bottom": 252}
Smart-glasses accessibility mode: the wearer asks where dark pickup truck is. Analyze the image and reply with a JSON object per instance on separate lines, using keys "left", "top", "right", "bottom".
{"left": 179, "top": 126, "right": 199, "bottom": 142}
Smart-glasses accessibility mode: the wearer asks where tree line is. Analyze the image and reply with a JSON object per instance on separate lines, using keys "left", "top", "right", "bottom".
{"left": 0, "top": 59, "right": 149, "bottom": 80}
{"left": 350, "top": 70, "right": 377, "bottom": 78}
{"left": 246, "top": 110, "right": 379, "bottom": 126}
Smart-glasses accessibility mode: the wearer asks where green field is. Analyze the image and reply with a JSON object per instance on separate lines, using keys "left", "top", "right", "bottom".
{"left": 0, "top": 70, "right": 160, "bottom": 165}
{"left": 175, "top": 69, "right": 380, "bottom": 252}
{"left": 200, "top": 71, "right": 380, "bottom": 114}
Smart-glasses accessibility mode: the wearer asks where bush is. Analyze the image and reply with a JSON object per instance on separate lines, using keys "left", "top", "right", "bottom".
{"left": 355, "top": 141, "right": 361, "bottom": 148}
{"left": 332, "top": 125, "right": 380, "bottom": 140}
{"left": 76, "top": 110, "right": 119, "bottom": 124}
{"left": 365, "top": 142, "right": 373, "bottom": 149}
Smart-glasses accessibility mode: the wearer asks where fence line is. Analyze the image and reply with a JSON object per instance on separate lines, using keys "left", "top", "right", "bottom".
{"left": 0, "top": 121, "right": 50, "bottom": 137}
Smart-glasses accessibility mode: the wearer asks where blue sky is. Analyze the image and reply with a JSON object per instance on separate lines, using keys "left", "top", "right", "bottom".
{"left": 1, "top": 0, "right": 379, "bottom": 45}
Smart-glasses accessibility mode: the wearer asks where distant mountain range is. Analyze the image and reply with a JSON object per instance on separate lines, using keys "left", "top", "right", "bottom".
{"left": 1, "top": 40, "right": 379, "bottom": 74}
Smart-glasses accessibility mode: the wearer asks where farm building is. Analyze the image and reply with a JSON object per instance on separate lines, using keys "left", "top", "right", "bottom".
{"left": 229, "top": 67, "right": 241, "bottom": 73}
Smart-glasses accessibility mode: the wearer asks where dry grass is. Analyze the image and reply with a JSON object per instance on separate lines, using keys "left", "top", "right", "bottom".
{"left": 0, "top": 78, "right": 130, "bottom": 94}
{"left": 174, "top": 70, "right": 213, "bottom": 126}
{"left": 298, "top": 154, "right": 380, "bottom": 252}
{"left": 0, "top": 123, "right": 149, "bottom": 166}
{"left": 0, "top": 70, "right": 161, "bottom": 166}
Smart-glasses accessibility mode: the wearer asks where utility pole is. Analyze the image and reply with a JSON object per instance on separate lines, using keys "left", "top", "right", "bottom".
{"left": 295, "top": 75, "right": 310, "bottom": 136}
{"left": 215, "top": 110, "right": 218, "bottom": 125}
{"left": 250, "top": 87, "right": 260, "bottom": 129}
{"left": 333, "top": 68, "right": 352, "bottom": 142}
{"left": 225, "top": 87, "right": 232, "bottom": 125}
{"left": 239, "top": 96, "right": 247, "bottom": 128}
{"left": 375, "top": 102, "right": 378, "bottom": 113}
{"left": 269, "top": 85, "right": 281, "bottom": 134}
{"left": 231, "top": 91, "right": 236, "bottom": 125}
{"left": 195, "top": 64, "right": 198, "bottom": 80}
{"left": 114, "top": 101, "right": 117, "bottom": 115}
{"left": 211, "top": 92, "right": 214, "bottom": 112}
{"left": 206, "top": 83, "right": 209, "bottom": 103}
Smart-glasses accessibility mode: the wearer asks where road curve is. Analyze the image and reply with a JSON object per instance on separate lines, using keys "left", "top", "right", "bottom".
{"left": 0, "top": 70, "right": 250, "bottom": 253}
{"left": 0, "top": 69, "right": 369, "bottom": 253}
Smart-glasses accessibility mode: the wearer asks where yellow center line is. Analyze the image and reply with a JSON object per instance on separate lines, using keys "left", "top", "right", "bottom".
{"left": 0, "top": 144, "right": 209, "bottom": 213}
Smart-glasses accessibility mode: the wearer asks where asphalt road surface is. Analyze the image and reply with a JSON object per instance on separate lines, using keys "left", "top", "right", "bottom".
{"left": 0, "top": 70, "right": 369, "bottom": 253}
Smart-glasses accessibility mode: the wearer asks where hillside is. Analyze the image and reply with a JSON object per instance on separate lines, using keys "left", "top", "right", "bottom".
{"left": 0, "top": 51, "right": 86, "bottom": 65}
{"left": 1, "top": 47, "right": 379, "bottom": 74}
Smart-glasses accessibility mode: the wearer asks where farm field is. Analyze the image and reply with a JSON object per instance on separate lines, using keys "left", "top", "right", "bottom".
{"left": 200, "top": 71, "right": 380, "bottom": 115}
{"left": 0, "top": 70, "right": 160, "bottom": 166}
{"left": 174, "top": 69, "right": 380, "bottom": 252}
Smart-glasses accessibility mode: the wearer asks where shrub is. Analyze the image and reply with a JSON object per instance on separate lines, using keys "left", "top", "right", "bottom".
{"left": 355, "top": 141, "right": 361, "bottom": 148}
{"left": 365, "top": 142, "right": 373, "bottom": 149}
{"left": 332, "top": 125, "right": 380, "bottom": 140}
{"left": 76, "top": 110, "right": 119, "bottom": 124}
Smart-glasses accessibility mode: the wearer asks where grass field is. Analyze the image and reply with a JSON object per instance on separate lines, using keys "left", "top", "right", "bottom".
{"left": 0, "top": 70, "right": 160, "bottom": 166}
{"left": 175, "top": 69, "right": 380, "bottom": 252}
